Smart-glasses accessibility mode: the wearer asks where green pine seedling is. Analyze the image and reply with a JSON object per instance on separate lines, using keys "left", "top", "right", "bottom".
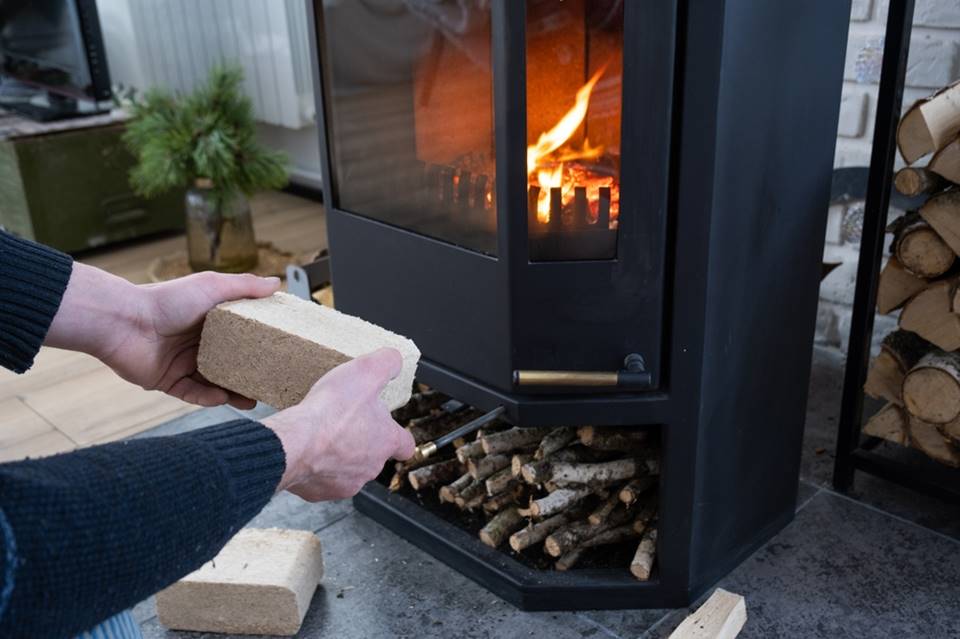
{"left": 123, "top": 65, "right": 288, "bottom": 203}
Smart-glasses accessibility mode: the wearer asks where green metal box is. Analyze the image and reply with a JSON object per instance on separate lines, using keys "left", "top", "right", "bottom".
{"left": 0, "top": 122, "right": 184, "bottom": 253}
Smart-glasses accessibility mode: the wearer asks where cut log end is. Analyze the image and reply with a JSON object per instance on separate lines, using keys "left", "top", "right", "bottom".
{"left": 899, "top": 279, "right": 960, "bottom": 352}
{"left": 629, "top": 527, "right": 658, "bottom": 581}
{"left": 862, "top": 403, "right": 908, "bottom": 446}
{"left": 897, "top": 106, "right": 934, "bottom": 164}
{"left": 908, "top": 415, "right": 960, "bottom": 467}
{"left": 408, "top": 458, "right": 462, "bottom": 492}
{"left": 902, "top": 352, "right": 960, "bottom": 424}
{"left": 479, "top": 507, "right": 525, "bottom": 548}
{"left": 894, "top": 166, "right": 946, "bottom": 197}
{"left": 877, "top": 258, "right": 928, "bottom": 315}
{"left": 666, "top": 588, "right": 747, "bottom": 639}
{"left": 896, "top": 226, "right": 955, "bottom": 278}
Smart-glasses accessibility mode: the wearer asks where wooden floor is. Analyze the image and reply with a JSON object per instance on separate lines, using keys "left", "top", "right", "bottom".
{"left": 0, "top": 190, "right": 326, "bottom": 463}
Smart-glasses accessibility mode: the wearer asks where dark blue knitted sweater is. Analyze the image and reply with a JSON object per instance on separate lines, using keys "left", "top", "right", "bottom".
{"left": 0, "top": 231, "right": 287, "bottom": 638}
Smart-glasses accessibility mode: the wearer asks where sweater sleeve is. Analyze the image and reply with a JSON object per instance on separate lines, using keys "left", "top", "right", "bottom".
{"left": 0, "top": 231, "right": 74, "bottom": 374}
{"left": 0, "top": 418, "right": 286, "bottom": 639}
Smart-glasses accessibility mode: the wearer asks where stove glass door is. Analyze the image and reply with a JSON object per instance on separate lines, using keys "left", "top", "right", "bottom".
{"left": 526, "top": 0, "right": 623, "bottom": 262}
{"left": 318, "top": 1, "right": 498, "bottom": 256}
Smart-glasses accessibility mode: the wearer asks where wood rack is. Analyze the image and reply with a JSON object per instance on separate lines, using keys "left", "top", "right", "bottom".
{"left": 832, "top": 0, "right": 960, "bottom": 502}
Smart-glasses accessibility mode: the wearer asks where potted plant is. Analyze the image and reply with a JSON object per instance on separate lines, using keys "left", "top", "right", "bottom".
{"left": 123, "top": 65, "right": 288, "bottom": 272}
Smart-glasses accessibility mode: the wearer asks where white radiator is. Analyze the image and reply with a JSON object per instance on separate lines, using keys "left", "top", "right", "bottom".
{"left": 124, "top": 0, "right": 315, "bottom": 130}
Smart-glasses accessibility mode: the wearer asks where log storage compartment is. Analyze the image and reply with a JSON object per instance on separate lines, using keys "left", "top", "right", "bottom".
{"left": 310, "top": 0, "right": 850, "bottom": 610}
{"left": 378, "top": 391, "right": 661, "bottom": 590}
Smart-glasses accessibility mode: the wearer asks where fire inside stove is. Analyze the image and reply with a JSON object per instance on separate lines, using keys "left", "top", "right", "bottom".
{"left": 321, "top": 0, "right": 623, "bottom": 261}
{"left": 527, "top": 66, "right": 620, "bottom": 229}
{"left": 407, "top": 0, "right": 623, "bottom": 261}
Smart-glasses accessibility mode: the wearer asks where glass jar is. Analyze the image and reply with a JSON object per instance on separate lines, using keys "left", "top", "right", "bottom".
{"left": 185, "top": 181, "right": 259, "bottom": 273}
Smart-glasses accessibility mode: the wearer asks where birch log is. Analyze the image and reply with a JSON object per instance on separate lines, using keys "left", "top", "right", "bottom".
{"left": 479, "top": 507, "right": 525, "bottom": 548}
{"left": 902, "top": 351, "right": 960, "bottom": 423}
{"left": 630, "top": 527, "right": 658, "bottom": 581}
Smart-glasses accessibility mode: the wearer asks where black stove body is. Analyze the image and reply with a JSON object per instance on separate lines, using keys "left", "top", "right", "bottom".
{"left": 309, "top": 0, "right": 850, "bottom": 610}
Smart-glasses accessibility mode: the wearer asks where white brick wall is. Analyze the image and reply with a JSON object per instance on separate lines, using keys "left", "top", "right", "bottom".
{"left": 836, "top": 0, "right": 960, "bottom": 168}
{"left": 819, "top": 2, "right": 960, "bottom": 352}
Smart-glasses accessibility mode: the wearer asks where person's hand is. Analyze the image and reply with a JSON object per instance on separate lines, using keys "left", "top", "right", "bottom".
{"left": 262, "top": 348, "right": 416, "bottom": 501}
{"left": 46, "top": 263, "right": 280, "bottom": 408}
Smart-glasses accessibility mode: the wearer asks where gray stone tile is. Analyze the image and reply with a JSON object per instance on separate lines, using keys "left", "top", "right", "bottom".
{"left": 136, "top": 495, "right": 352, "bottom": 637}
{"left": 800, "top": 345, "right": 845, "bottom": 487}
{"left": 139, "top": 511, "right": 627, "bottom": 639}
{"left": 247, "top": 491, "right": 353, "bottom": 533}
{"left": 131, "top": 406, "right": 239, "bottom": 439}
{"left": 796, "top": 480, "right": 820, "bottom": 511}
{"left": 650, "top": 490, "right": 960, "bottom": 638}
{"left": 298, "top": 512, "right": 628, "bottom": 639}
{"left": 801, "top": 345, "right": 959, "bottom": 539}
{"left": 582, "top": 481, "right": 823, "bottom": 637}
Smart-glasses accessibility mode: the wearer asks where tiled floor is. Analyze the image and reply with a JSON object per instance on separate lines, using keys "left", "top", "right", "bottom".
{"left": 0, "top": 190, "right": 325, "bottom": 463}
{"left": 133, "top": 345, "right": 959, "bottom": 638}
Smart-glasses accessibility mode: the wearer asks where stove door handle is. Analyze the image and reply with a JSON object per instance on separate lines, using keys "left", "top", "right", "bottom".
{"left": 513, "top": 354, "right": 653, "bottom": 390}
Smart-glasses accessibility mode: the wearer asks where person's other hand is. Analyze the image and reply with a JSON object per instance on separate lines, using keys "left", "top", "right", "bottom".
{"left": 47, "top": 263, "right": 280, "bottom": 408}
{"left": 262, "top": 348, "right": 416, "bottom": 501}
{"left": 113, "top": 271, "right": 281, "bottom": 408}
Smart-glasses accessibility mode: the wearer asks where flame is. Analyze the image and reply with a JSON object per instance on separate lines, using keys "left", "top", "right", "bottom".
{"left": 526, "top": 67, "right": 606, "bottom": 175}
{"left": 526, "top": 66, "right": 617, "bottom": 224}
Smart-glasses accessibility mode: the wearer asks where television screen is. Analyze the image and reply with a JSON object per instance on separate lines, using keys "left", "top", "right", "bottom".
{"left": 0, "top": 0, "right": 108, "bottom": 101}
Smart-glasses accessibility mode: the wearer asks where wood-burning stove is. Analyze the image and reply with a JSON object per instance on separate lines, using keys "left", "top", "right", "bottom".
{"left": 308, "top": 0, "right": 851, "bottom": 610}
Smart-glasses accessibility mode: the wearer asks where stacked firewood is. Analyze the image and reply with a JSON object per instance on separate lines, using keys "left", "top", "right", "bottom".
{"left": 863, "top": 79, "right": 960, "bottom": 467}
{"left": 389, "top": 390, "right": 659, "bottom": 579}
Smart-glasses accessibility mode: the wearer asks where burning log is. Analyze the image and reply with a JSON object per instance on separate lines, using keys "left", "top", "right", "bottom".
{"left": 534, "top": 427, "right": 577, "bottom": 460}
{"left": 467, "top": 453, "right": 511, "bottom": 480}
{"left": 439, "top": 473, "right": 473, "bottom": 504}
{"left": 479, "top": 507, "right": 525, "bottom": 548}
{"left": 577, "top": 426, "right": 648, "bottom": 451}
{"left": 407, "top": 458, "right": 463, "bottom": 491}
{"left": 480, "top": 427, "right": 552, "bottom": 455}
{"left": 485, "top": 467, "right": 516, "bottom": 497}
{"left": 527, "top": 486, "right": 598, "bottom": 519}
{"left": 630, "top": 526, "right": 658, "bottom": 581}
